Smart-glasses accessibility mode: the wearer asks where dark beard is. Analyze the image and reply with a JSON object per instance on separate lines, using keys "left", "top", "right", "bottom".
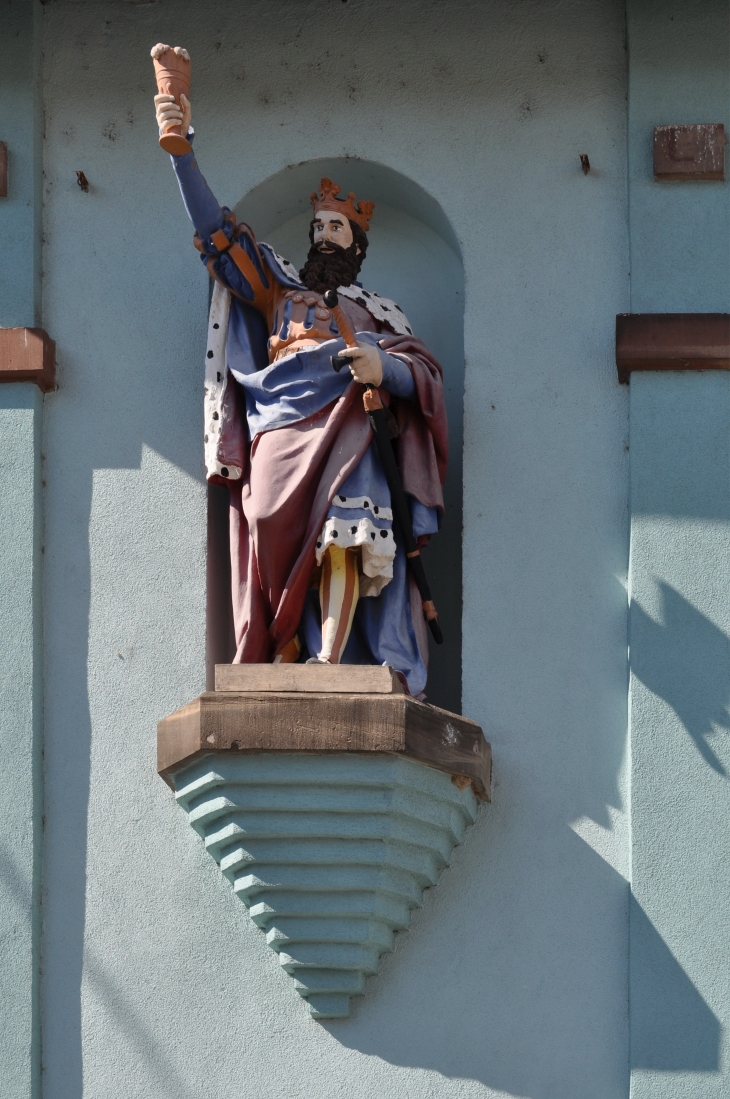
{"left": 299, "top": 241, "right": 362, "bottom": 293}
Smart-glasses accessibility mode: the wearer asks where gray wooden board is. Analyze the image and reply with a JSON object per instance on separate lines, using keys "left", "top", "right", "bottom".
{"left": 215, "top": 663, "right": 404, "bottom": 694}
{"left": 158, "top": 692, "right": 492, "bottom": 800}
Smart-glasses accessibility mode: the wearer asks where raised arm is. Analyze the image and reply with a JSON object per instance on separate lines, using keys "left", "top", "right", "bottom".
{"left": 154, "top": 92, "right": 225, "bottom": 240}
{"left": 154, "top": 90, "right": 274, "bottom": 315}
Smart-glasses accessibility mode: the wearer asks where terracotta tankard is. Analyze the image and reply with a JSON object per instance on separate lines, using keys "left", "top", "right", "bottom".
{"left": 151, "top": 44, "right": 191, "bottom": 156}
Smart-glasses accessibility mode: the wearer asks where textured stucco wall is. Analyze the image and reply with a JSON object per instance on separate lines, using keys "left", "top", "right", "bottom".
{"left": 0, "top": 3, "right": 44, "bottom": 1097}
{"left": 629, "top": 374, "right": 730, "bottom": 1097}
{"left": 40, "top": 2, "right": 630, "bottom": 1097}
{"left": 0, "top": 0, "right": 42, "bottom": 329}
{"left": 626, "top": 1, "right": 730, "bottom": 1094}
{"left": 0, "top": 385, "right": 43, "bottom": 1099}
{"left": 628, "top": 0, "right": 730, "bottom": 313}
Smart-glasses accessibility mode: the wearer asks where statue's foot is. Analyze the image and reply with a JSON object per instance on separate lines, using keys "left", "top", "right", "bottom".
{"left": 306, "top": 656, "right": 332, "bottom": 665}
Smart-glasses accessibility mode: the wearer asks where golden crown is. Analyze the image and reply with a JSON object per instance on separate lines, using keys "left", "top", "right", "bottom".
{"left": 310, "top": 177, "right": 375, "bottom": 233}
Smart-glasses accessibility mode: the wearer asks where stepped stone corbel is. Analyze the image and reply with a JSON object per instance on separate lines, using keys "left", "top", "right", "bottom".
{"left": 158, "top": 666, "right": 491, "bottom": 1019}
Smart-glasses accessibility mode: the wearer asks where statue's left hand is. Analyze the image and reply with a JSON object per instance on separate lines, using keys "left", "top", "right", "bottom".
{"left": 345, "top": 344, "right": 383, "bottom": 387}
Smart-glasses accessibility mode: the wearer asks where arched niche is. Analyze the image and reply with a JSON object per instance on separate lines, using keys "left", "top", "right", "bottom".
{"left": 207, "top": 158, "right": 464, "bottom": 713}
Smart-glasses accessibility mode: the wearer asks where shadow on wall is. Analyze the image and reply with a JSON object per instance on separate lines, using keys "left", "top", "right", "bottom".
{"left": 320, "top": 831, "right": 719, "bottom": 1096}
{"left": 311, "top": 569, "right": 721, "bottom": 1093}
{"left": 321, "top": 825, "right": 716, "bottom": 1096}
{"left": 627, "top": 582, "right": 724, "bottom": 1074}
{"left": 631, "top": 582, "right": 730, "bottom": 775}
{"left": 81, "top": 947, "right": 201, "bottom": 1099}
{"left": 206, "top": 157, "right": 465, "bottom": 714}
{"left": 41, "top": 436, "right": 205, "bottom": 1097}
{"left": 630, "top": 896, "right": 720, "bottom": 1072}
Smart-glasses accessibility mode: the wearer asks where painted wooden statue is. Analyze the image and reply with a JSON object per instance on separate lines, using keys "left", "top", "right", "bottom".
{"left": 152, "top": 44, "right": 448, "bottom": 697}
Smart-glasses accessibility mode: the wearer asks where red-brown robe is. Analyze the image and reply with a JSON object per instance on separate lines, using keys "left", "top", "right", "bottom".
{"left": 228, "top": 332, "right": 448, "bottom": 664}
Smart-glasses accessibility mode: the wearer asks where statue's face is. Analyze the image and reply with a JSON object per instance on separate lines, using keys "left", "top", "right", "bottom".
{"left": 312, "top": 211, "right": 355, "bottom": 253}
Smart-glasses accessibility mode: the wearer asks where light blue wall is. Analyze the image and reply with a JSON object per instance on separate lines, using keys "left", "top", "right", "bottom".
{"left": 629, "top": 373, "right": 730, "bottom": 1094}
{"left": 628, "top": 0, "right": 730, "bottom": 312}
{"left": 0, "top": 3, "right": 44, "bottom": 1097}
{"left": 626, "top": 1, "right": 730, "bottom": 1094}
{"left": 38, "top": 1, "right": 630, "bottom": 1096}
{"left": 40, "top": 5, "right": 209, "bottom": 1090}
{"left": 0, "top": 0, "right": 42, "bottom": 329}
{"left": 0, "top": 386, "right": 43, "bottom": 1099}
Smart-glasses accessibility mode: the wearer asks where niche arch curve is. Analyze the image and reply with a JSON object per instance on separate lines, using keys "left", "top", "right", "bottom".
{"left": 210, "top": 158, "right": 465, "bottom": 712}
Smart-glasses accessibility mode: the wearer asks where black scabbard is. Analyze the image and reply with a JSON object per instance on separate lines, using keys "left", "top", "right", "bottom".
{"left": 366, "top": 401, "right": 443, "bottom": 644}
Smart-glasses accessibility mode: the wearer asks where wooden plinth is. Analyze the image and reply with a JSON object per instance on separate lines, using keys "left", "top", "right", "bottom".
{"left": 215, "top": 663, "right": 406, "bottom": 695}
{"left": 158, "top": 665, "right": 491, "bottom": 800}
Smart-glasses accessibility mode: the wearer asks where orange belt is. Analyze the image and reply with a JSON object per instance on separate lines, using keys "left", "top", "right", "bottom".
{"left": 271, "top": 339, "right": 328, "bottom": 363}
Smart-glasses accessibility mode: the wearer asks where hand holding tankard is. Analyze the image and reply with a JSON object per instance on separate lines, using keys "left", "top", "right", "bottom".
{"left": 151, "top": 43, "right": 192, "bottom": 155}
{"left": 154, "top": 94, "right": 192, "bottom": 141}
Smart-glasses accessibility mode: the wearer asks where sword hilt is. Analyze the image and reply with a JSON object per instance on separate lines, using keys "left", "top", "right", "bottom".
{"left": 324, "top": 289, "right": 359, "bottom": 371}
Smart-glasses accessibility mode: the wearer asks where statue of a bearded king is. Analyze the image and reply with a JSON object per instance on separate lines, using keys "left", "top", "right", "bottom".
{"left": 154, "top": 71, "right": 448, "bottom": 698}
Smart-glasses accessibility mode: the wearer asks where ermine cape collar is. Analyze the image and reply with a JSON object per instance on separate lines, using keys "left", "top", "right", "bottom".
{"left": 203, "top": 246, "right": 416, "bottom": 483}
{"left": 259, "top": 243, "right": 414, "bottom": 337}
